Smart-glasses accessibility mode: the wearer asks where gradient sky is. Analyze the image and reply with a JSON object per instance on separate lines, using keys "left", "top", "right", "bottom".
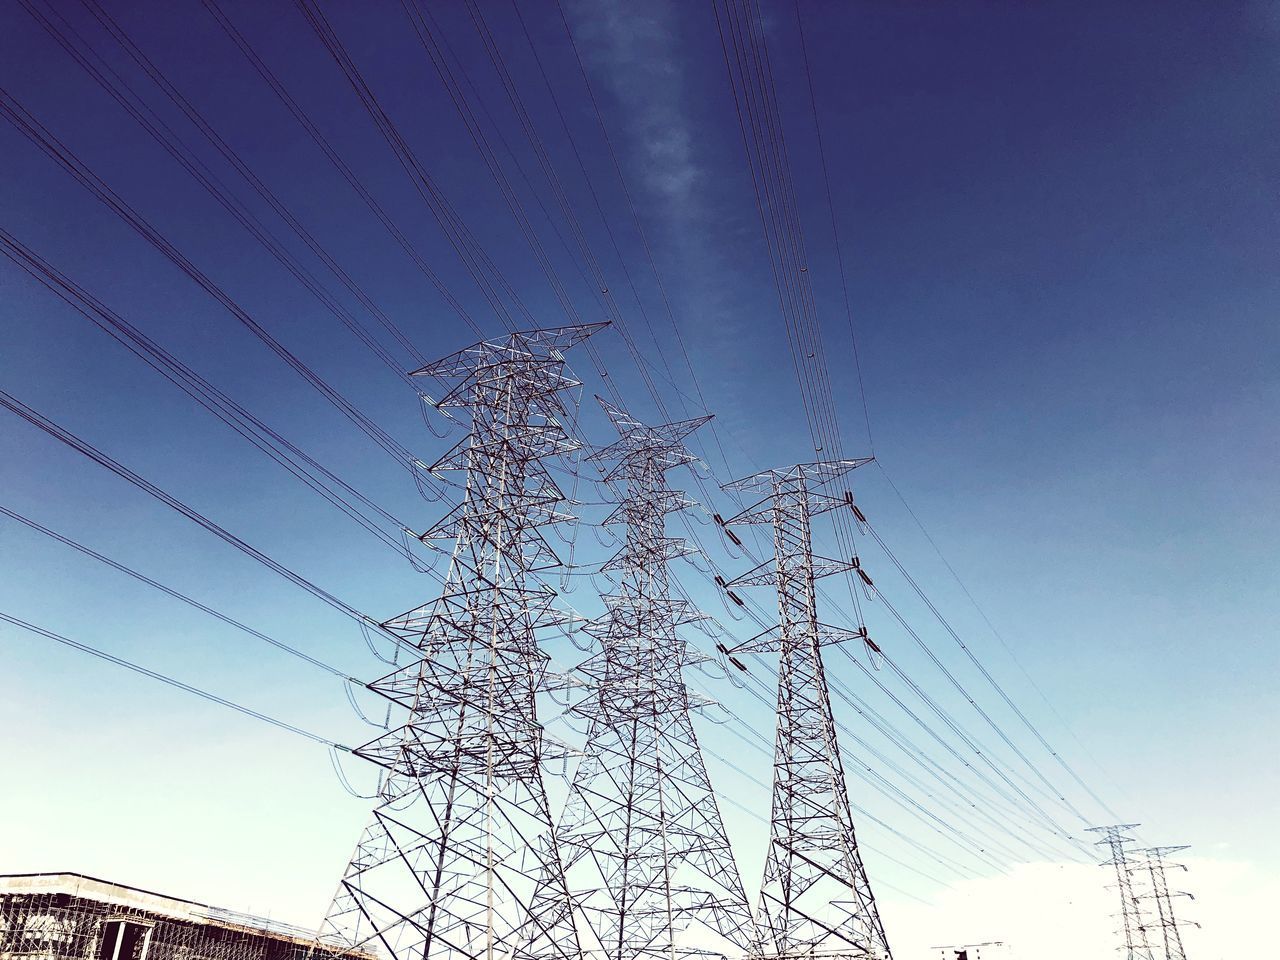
{"left": 1, "top": 1, "right": 1277, "bottom": 958}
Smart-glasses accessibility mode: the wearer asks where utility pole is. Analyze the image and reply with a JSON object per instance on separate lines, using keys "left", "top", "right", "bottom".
{"left": 318, "top": 323, "right": 603, "bottom": 960}
{"left": 1089, "top": 825, "right": 1157, "bottom": 960}
{"left": 1138, "top": 846, "right": 1196, "bottom": 960}
{"left": 723, "top": 459, "right": 891, "bottom": 960}
{"left": 557, "top": 399, "right": 755, "bottom": 960}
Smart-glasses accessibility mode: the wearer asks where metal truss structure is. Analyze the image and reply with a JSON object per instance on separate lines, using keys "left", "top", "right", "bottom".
{"left": 556, "top": 400, "right": 755, "bottom": 960}
{"left": 318, "top": 324, "right": 603, "bottom": 960}
{"left": 723, "top": 460, "right": 891, "bottom": 960}
{"left": 1089, "top": 825, "right": 1157, "bottom": 960}
{"left": 1138, "top": 847, "right": 1195, "bottom": 960}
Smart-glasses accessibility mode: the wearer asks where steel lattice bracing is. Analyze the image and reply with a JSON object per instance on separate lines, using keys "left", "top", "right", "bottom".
{"left": 556, "top": 399, "right": 756, "bottom": 960}
{"left": 1138, "top": 846, "right": 1194, "bottom": 960}
{"left": 1089, "top": 825, "right": 1157, "bottom": 960}
{"left": 723, "top": 460, "right": 891, "bottom": 960}
{"left": 319, "top": 323, "right": 604, "bottom": 960}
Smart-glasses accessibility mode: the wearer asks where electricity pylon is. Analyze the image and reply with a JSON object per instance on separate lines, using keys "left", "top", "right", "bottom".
{"left": 319, "top": 323, "right": 603, "bottom": 960}
{"left": 557, "top": 399, "right": 756, "bottom": 960}
{"left": 1089, "top": 825, "right": 1157, "bottom": 960}
{"left": 1138, "top": 847, "right": 1196, "bottom": 960}
{"left": 723, "top": 460, "right": 892, "bottom": 960}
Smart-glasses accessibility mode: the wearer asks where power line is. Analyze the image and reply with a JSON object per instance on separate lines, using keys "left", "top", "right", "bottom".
{"left": 0, "top": 386, "right": 398, "bottom": 641}
{"left": 863, "top": 512, "right": 1119, "bottom": 821}
{"left": 675, "top": 505, "right": 1091, "bottom": 859}
{"left": 0, "top": 1, "right": 1151, "bottom": 924}
{"left": 0, "top": 609, "right": 347, "bottom": 750}
{"left": 791, "top": 0, "right": 874, "bottom": 455}
{"left": 577, "top": 430, "right": 1073, "bottom": 870}
{"left": 566, "top": 445, "right": 1042, "bottom": 875}
{"left": 0, "top": 226, "right": 445, "bottom": 574}
{"left": 199, "top": 0, "right": 486, "bottom": 339}
{"left": 875, "top": 460, "right": 1129, "bottom": 818}
{"left": 718, "top": 0, "right": 1122, "bottom": 831}
{"left": 706, "top": 459, "right": 1105, "bottom": 847}
{"left": 0, "top": 502, "right": 360, "bottom": 684}
{"left": 0, "top": 83, "right": 424, "bottom": 473}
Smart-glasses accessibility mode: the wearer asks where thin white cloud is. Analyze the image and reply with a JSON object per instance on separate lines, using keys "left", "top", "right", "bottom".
{"left": 568, "top": 0, "right": 704, "bottom": 216}
{"left": 564, "top": 0, "right": 758, "bottom": 447}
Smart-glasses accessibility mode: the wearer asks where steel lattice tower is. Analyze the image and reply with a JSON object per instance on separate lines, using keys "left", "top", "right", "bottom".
{"left": 319, "top": 323, "right": 603, "bottom": 960}
{"left": 557, "top": 399, "right": 756, "bottom": 960}
{"left": 1089, "top": 825, "right": 1157, "bottom": 960}
{"left": 722, "top": 460, "right": 891, "bottom": 960}
{"left": 1139, "top": 847, "right": 1194, "bottom": 960}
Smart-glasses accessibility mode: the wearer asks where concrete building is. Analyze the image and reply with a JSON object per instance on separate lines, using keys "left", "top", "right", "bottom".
{"left": 0, "top": 874, "right": 348, "bottom": 960}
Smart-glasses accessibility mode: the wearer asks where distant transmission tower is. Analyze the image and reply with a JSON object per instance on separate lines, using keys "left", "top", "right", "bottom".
{"left": 1089, "top": 825, "right": 1157, "bottom": 960}
{"left": 557, "top": 399, "right": 755, "bottom": 960}
{"left": 319, "top": 323, "right": 603, "bottom": 960}
{"left": 1139, "top": 846, "right": 1196, "bottom": 960}
{"left": 723, "top": 459, "right": 892, "bottom": 960}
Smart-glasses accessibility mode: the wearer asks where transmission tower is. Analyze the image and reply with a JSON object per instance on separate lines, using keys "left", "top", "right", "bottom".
{"left": 1138, "top": 847, "right": 1196, "bottom": 960}
{"left": 722, "top": 459, "right": 892, "bottom": 960}
{"left": 319, "top": 323, "right": 603, "bottom": 960}
{"left": 1089, "top": 825, "right": 1157, "bottom": 960}
{"left": 557, "top": 399, "right": 756, "bottom": 960}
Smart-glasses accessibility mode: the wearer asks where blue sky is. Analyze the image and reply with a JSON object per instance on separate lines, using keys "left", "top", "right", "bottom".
{"left": 1, "top": 1, "right": 1276, "bottom": 956}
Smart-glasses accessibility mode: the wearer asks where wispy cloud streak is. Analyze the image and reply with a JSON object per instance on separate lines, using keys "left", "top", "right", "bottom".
{"left": 566, "top": 0, "right": 703, "bottom": 220}
{"left": 563, "top": 0, "right": 772, "bottom": 465}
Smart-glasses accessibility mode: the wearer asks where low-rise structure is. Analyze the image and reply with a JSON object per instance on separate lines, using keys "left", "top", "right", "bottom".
{"left": 0, "top": 873, "right": 347, "bottom": 960}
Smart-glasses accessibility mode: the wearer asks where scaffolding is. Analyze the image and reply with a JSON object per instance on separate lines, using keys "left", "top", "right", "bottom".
{"left": 0, "top": 874, "right": 355, "bottom": 960}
